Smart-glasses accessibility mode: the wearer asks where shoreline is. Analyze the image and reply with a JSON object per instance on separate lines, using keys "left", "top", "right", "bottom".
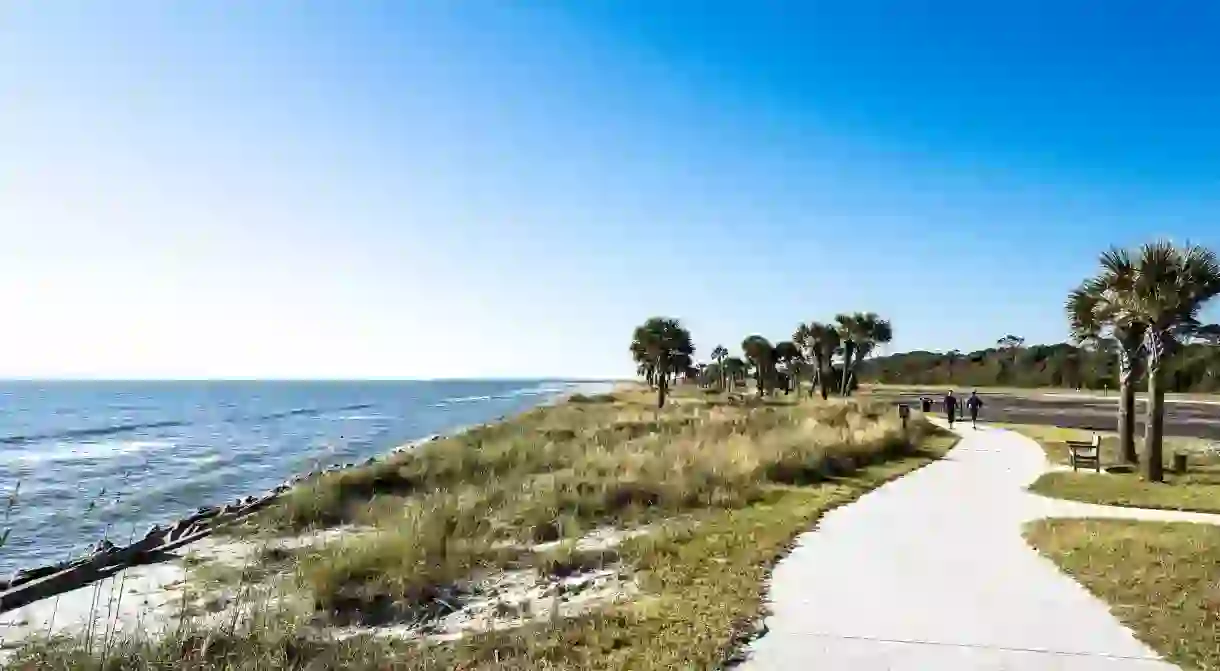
{"left": 0, "top": 382, "right": 617, "bottom": 627}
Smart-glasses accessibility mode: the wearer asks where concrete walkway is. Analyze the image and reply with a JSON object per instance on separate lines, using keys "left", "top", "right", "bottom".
{"left": 741, "top": 423, "right": 1220, "bottom": 670}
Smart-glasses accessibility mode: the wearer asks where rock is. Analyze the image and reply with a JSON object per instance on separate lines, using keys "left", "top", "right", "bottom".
{"left": 144, "top": 524, "right": 163, "bottom": 539}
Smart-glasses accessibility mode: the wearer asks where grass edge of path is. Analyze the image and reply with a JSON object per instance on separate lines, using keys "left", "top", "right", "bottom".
{"left": 1025, "top": 517, "right": 1220, "bottom": 671}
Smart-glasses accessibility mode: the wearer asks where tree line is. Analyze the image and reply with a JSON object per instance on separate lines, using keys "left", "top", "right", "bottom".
{"left": 630, "top": 313, "right": 893, "bottom": 408}
{"left": 861, "top": 335, "right": 1220, "bottom": 393}
{"left": 863, "top": 240, "right": 1220, "bottom": 483}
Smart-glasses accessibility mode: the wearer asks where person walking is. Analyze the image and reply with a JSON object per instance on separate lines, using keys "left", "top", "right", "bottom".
{"left": 966, "top": 390, "right": 983, "bottom": 429}
{"left": 943, "top": 390, "right": 959, "bottom": 428}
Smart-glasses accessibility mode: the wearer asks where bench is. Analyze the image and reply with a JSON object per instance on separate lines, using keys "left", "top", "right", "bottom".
{"left": 1066, "top": 434, "right": 1101, "bottom": 473}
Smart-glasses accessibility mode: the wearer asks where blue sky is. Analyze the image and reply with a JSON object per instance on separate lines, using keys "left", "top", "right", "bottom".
{"left": 3, "top": 2, "right": 1220, "bottom": 379}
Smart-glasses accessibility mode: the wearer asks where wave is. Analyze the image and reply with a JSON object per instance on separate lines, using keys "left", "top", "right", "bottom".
{"left": 0, "top": 439, "right": 173, "bottom": 465}
{"left": 240, "top": 403, "right": 375, "bottom": 422}
{"left": 0, "top": 403, "right": 377, "bottom": 446}
{"left": 0, "top": 420, "right": 188, "bottom": 446}
{"left": 432, "top": 384, "right": 579, "bottom": 408}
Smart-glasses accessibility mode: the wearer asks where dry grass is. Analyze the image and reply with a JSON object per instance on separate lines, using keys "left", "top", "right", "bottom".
{"left": 1026, "top": 518, "right": 1220, "bottom": 670}
{"left": 5, "top": 386, "right": 957, "bottom": 670}
{"left": 999, "top": 423, "right": 1220, "bottom": 513}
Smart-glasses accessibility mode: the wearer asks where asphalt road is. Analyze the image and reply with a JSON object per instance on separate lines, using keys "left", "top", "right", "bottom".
{"left": 870, "top": 389, "right": 1220, "bottom": 440}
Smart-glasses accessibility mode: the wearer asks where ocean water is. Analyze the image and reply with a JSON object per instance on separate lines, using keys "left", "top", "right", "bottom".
{"left": 0, "top": 380, "right": 609, "bottom": 577}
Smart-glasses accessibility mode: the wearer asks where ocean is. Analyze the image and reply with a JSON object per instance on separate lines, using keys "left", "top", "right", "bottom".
{"left": 0, "top": 379, "right": 610, "bottom": 577}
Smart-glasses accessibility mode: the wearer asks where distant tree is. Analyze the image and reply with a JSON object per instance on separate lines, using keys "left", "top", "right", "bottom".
{"left": 723, "top": 356, "right": 747, "bottom": 390}
{"left": 807, "top": 323, "right": 841, "bottom": 400}
{"left": 995, "top": 335, "right": 1026, "bottom": 384}
{"left": 631, "top": 317, "right": 695, "bottom": 408}
{"left": 850, "top": 316, "right": 892, "bottom": 393}
{"left": 741, "top": 335, "right": 775, "bottom": 398}
{"left": 773, "top": 340, "right": 803, "bottom": 396}
{"left": 837, "top": 312, "right": 891, "bottom": 396}
{"left": 711, "top": 345, "right": 729, "bottom": 391}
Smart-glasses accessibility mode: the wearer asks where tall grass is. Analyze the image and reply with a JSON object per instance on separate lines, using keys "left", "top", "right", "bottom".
{"left": 4, "top": 387, "right": 939, "bottom": 670}
{"left": 272, "top": 390, "right": 922, "bottom": 623}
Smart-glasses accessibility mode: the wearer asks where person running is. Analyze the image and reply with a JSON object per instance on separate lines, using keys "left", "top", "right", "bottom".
{"left": 943, "top": 390, "right": 959, "bottom": 428}
{"left": 966, "top": 390, "right": 983, "bottom": 429}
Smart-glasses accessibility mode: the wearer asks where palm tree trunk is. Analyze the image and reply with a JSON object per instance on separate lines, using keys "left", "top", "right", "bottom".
{"left": 839, "top": 344, "right": 855, "bottom": 396}
{"left": 1116, "top": 347, "right": 1139, "bottom": 464}
{"left": 1142, "top": 336, "right": 1166, "bottom": 482}
{"left": 657, "top": 359, "right": 669, "bottom": 409}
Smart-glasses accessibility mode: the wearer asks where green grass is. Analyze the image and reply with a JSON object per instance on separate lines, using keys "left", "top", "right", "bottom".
{"left": 5, "top": 387, "right": 957, "bottom": 670}
{"left": 998, "top": 423, "right": 1220, "bottom": 513}
{"left": 1026, "top": 518, "right": 1220, "bottom": 670}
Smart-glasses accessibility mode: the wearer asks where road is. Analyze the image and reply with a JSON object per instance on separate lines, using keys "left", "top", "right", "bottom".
{"left": 869, "top": 389, "right": 1220, "bottom": 441}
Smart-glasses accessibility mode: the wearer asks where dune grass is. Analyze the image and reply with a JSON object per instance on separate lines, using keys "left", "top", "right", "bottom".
{"left": 1026, "top": 518, "right": 1220, "bottom": 670}
{"left": 999, "top": 423, "right": 1220, "bottom": 513}
{"left": 5, "top": 387, "right": 957, "bottom": 670}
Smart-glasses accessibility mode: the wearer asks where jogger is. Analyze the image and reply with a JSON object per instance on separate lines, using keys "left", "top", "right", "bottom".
{"left": 966, "top": 390, "right": 983, "bottom": 429}
{"left": 943, "top": 390, "right": 958, "bottom": 428}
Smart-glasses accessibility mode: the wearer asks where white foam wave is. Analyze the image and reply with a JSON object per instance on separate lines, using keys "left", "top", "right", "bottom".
{"left": 0, "top": 439, "right": 173, "bottom": 466}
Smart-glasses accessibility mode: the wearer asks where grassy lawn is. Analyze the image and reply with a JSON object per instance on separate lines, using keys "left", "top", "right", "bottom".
{"left": 7, "top": 387, "right": 956, "bottom": 670}
{"left": 1026, "top": 518, "right": 1220, "bottom": 670}
{"left": 997, "top": 423, "right": 1220, "bottom": 514}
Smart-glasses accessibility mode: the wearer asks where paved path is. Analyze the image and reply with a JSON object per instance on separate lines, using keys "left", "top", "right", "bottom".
{"left": 741, "top": 423, "right": 1220, "bottom": 670}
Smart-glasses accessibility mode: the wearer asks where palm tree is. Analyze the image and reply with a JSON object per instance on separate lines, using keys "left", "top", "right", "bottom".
{"left": 850, "top": 315, "right": 893, "bottom": 393}
{"left": 1067, "top": 264, "right": 1145, "bottom": 465}
{"left": 773, "top": 340, "right": 802, "bottom": 396}
{"left": 711, "top": 345, "right": 729, "bottom": 391}
{"left": 808, "top": 323, "right": 841, "bottom": 400}
{"left": 741, "top": 335, "right": 774, "bottom": 398}
{"left": 1120, "top": 241, "right": 1220, "bottom": 481}
{"left": 630, "top": 341, "right": 655, "bottom": 388}
{"left": 631, "top": 317, "right": 695, "bottom": 408}
{"left": 723, "top": 356, "right": 746, "bottom": 390}
{"left": 834, "top": 314, "right": 860, "bottom": 396}
{"left": 671, "top": 351, "right": 693, "bottom": 387}
{"left": 793, "top": 324, "right": 817, "bottom": 396}
{"left": 837, "top": 312, "right": 891, "bottom": 395}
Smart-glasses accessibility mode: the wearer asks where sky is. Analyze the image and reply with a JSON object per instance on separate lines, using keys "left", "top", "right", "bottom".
{"left": 3, "top": 2, "right": 1220, "bottom": 379}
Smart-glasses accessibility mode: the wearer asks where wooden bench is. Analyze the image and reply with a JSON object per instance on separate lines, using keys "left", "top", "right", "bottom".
{"left": 1066, "top": 434, "right": 1101, "bottom": 473}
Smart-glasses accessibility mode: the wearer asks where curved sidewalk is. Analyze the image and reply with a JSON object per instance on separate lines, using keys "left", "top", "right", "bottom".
{"left": 741, "top": 422, "right": 1215, "bottom": 670}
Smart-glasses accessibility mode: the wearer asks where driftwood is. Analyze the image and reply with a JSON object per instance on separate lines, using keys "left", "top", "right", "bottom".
{"left": 0, "top": 489, "right": 282, "bottom": 613}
